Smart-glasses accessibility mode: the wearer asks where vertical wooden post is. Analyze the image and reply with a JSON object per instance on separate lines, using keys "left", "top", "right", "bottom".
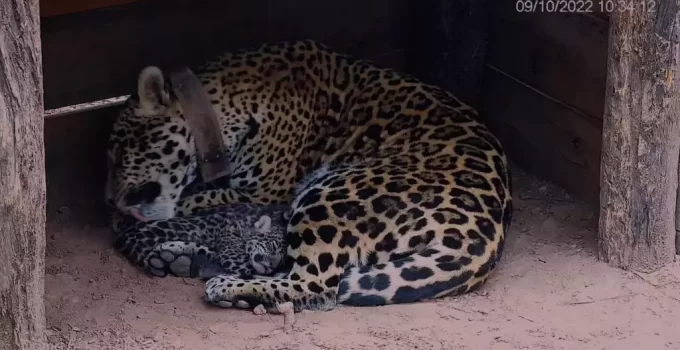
{"left": 676, "top": 175, "right": 680, "bottom": 253}
{"left": 599, "top": 2, "right": 680, "bottom": 272}
{"left": 409, "top": 0, "right": 492, "bottom": 107}
{"left": 0, "top": 0, "right": 47, "bottom": 349}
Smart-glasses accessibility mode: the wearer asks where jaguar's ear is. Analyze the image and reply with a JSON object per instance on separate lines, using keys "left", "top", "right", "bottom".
{"left": 136, "top": 66, "right": 170, "bottom": 115}
{"left": 253, "top": 215, "right": 272, "bottom": 233}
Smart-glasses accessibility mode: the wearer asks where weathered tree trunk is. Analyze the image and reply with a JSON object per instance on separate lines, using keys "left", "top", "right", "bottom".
{"left": 0, "top": 0, "right": 47, "bottom": 349}
{"left": 599, "top": 2, "right": 680, "bottom": 272}
{"left": 676, "top": 172, "right": 680, "bottom": 253}
{"left": 409, "top": 0, "right": 492, "bottom": 107}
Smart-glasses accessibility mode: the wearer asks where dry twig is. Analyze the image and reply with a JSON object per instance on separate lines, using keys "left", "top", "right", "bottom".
{"left": 277, "top": 302, "right": 295, "bottom": 332}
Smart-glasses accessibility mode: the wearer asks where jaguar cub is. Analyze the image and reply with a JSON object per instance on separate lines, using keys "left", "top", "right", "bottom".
{"left": 112, "top": 203, "right": 290, "bottom": 280}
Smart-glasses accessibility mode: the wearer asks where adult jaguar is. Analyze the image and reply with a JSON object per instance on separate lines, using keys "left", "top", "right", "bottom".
{"left": 105, "top": 39, "right": 513, "bottom": 312}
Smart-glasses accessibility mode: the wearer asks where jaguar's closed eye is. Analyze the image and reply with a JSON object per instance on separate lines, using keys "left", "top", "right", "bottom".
{"left": 124, "top": 181, "right": 162, "bottom": 206}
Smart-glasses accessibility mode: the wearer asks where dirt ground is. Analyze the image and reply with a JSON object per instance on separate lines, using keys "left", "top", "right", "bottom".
{"left": 45, "top": 165, "right": 680, "bottom": 350}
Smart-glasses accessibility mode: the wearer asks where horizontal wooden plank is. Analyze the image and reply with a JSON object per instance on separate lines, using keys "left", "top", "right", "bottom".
{"left": 487, "top": 2, "right": 609, "bottom": 119}
{"left": 480, "top": 66, "right": 603, "bottom": 204}
{"left": 41, "top": 0, "right": 410, "bottom": 109}
{"left": 40, "top": 0, "right": 139, "bottom": 17}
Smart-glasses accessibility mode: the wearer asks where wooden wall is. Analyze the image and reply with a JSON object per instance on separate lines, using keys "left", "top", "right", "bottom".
{"left": 41, "top": 0, "right": 411, "bottom": 110}
{"left": 480, "top": 3, "right": 609, "bottom": 204}
{"left": 44, "top": 110, "right": 115, "bottom": 224}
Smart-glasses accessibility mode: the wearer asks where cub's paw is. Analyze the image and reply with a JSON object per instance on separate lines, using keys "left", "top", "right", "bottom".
{"left": 145, "top": 241, "right": 220, "bottom": 279}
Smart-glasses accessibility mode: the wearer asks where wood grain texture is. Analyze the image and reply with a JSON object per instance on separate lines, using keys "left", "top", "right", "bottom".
{"left": 481, "top": 67, "right": 603, "bottom": 205}
{"left": 487, "top": 3, "right": 609, "bottom": 119}
{"left": 0, "top": 0, "right": 47, "bottom": 349}
{"left": 408, "top": 0, "right": 492, "bottom": 108}
{"left": 598, "top": 1, "right": 680, "bottom": 272}
{"left": 40, "top": 0, "right": 410, "bottom": 109}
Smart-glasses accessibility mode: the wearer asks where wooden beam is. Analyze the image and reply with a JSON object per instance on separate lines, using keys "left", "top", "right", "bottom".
{"left": 40, "top": 0, "right": 139, "bottom": 17}
{"left": 598, "top": 1, "right": 680, "bottom": 272}
{"left": 0, "top": 0, "right": 47, "bottom": 349}
{"left": 409, "top": 0, "right": 492, "bottom": 107}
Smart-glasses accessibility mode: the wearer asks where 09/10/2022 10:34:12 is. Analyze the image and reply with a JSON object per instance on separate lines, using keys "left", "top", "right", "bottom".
{"left": 514, "top": 0, "right": 656, "bottom": 14}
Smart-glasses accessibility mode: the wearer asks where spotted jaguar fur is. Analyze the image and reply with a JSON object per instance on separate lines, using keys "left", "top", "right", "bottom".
{"left": 112, "top": 203, "right": 289, "bottom": 280}
{"left": 105, "top": 40, "right": 513, "bottom": 312}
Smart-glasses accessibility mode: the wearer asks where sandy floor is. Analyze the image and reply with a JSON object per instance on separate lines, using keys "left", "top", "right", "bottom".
{"left": 45, "top": 166, "right": 680, "bottom": 350}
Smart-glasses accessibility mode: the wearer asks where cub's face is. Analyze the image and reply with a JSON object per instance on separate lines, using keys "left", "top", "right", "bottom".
{"left": 246, "top": 239, "right": 284, "bottom": 275}
{"left": 245, "top": 214, "right": 285, "bottom": 275}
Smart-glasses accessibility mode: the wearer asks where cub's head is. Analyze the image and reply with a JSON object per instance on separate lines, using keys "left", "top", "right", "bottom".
{"left": 245, "top": 215, "right": 286, "bottom": 275}
{"left": 105, "top": 66, "right": 198, "bottom": 221}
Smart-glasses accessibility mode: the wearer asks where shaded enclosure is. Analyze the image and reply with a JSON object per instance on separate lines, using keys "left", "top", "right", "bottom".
{"left": 1, "top": 0, "right": 679, "bottom": 348}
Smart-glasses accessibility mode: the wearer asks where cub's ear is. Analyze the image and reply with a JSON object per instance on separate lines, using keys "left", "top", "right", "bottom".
{"left": 254, "top": 215, "right": 272, "bottom": 233}
{"left": 136, "top": 66, "right": 170, "bottom": 115}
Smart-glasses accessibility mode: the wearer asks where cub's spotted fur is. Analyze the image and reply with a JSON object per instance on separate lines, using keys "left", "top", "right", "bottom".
{"left": 106, "top": 40, "right": 513, "bottom": 312}
{"left": 112, "top": 203, "right": 289, "bottom": 280}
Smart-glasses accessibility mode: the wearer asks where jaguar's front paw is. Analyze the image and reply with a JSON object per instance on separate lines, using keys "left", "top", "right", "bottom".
{"left": 205, "top": 275, "right": 272, "bottom": 310}
{"left": 205, "top": 275, "right": 247, "bottom": 308}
